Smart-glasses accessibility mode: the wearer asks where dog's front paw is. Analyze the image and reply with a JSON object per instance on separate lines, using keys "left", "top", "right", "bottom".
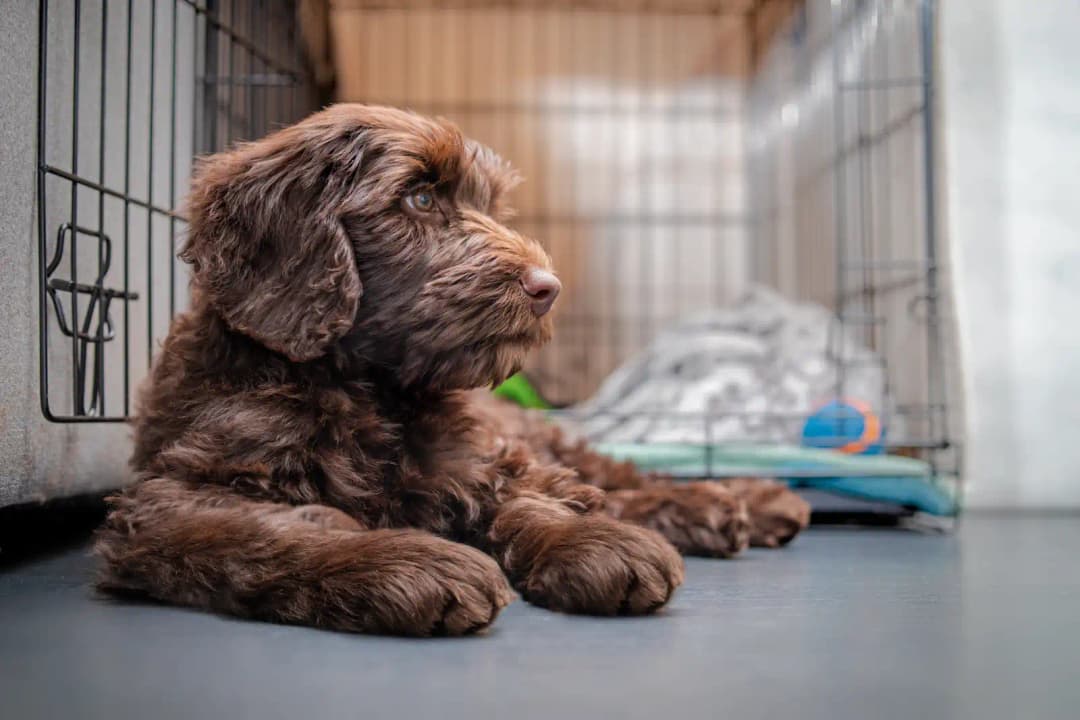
{"left": 606, "top": 483, "right": 751, "bottom": 558}
{"left": 362, "top": 532, "right": 515, "bottom": 636}
{"left": 521, "top": 517, "right": 684, "bottom": 615}
{"left": 723, "top": 479, "right": 811, "bottom": 548}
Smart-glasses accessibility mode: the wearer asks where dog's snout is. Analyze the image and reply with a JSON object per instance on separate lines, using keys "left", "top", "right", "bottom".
{"left": 520, "top": 267, "right": 561, "bottom": 317}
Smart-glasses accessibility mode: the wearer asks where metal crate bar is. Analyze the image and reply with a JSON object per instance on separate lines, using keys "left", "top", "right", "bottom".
{"left": 37, "top": 0, "right": 314, "bottom": 422}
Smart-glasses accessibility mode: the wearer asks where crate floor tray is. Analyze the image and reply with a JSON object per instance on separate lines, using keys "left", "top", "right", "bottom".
{"left": 595, "top": 442, "right": 958, "bottom": 516}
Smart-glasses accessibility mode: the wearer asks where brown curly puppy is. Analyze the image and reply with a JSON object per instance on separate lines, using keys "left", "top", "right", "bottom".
{"left": 96, "top": 105, "right": 807, "bottom": 637}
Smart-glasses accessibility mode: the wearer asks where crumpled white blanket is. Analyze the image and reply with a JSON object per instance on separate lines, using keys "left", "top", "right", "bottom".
{"left": 572, "top": 286, "right": 893, "bottom": 445}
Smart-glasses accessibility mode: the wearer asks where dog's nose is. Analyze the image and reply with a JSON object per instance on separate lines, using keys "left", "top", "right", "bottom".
{"left": 520, "top": 267, "right": 561, "bottom": 317}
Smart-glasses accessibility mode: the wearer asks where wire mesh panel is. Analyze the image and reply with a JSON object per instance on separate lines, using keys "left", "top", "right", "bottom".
{"left": 36, "top": 0, "right": 316, "bottom": 422}
{"left": 748, "top": 0, "right": 958, "bottom": 479}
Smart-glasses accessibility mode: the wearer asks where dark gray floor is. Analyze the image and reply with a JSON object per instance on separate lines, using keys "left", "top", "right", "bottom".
{"left": 2, "top": 515, "right": 1078, "bottom": 720}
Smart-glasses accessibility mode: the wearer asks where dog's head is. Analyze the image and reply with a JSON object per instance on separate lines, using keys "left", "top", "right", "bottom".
{"left": 182, "top": 104, "right": 559, "bottom": 390}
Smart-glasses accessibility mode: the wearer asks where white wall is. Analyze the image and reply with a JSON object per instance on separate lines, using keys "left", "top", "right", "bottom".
{"left": 942, "top": 1, "right": 1080, "bottom": 507}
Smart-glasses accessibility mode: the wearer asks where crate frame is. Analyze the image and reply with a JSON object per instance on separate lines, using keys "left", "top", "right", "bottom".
{"left": 36, "top": 0, "right": 315, "bottom": 422}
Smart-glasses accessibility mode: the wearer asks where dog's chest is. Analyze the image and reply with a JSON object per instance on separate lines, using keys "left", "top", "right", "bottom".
{"left": 316, "top": 386, "right": 499, "bottom": 537}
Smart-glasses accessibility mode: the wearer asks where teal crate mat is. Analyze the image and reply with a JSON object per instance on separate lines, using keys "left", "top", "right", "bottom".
{"left": 595, "top": 442, "right": 957, "bottom": 516}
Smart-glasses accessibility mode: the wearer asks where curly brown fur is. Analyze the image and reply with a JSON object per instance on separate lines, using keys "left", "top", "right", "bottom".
{"left": 719, "top": 478, "right": 811, "bottom": 548}
{"left": 471, "top": 392, "right": 810, "bottom": 556}
{"left": 603, "top": 483, "right": 751, "bottom": 559}
{"left": 97, "top": 105, "right": 690, "bottom": 637}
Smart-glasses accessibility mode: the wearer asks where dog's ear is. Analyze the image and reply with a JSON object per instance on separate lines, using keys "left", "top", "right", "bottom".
{"left": 181, "top": 128, "right": 363, "bottom": 362}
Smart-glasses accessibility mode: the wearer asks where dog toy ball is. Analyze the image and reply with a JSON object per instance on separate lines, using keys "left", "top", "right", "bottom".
{"left": 802, "top": 399, "right": 884, "bottom": 455}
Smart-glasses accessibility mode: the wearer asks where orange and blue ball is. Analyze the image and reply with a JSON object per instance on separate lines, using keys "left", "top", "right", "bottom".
{"left": 801, "top": 399, "right": 884, "bottom": 455}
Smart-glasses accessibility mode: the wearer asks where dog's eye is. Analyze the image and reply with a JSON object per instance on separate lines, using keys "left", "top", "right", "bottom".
{"left": 405, "top": 189, "right": 436, "bottom": 213}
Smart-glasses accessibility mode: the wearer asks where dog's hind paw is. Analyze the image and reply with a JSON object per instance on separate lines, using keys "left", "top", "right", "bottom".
{"left": 722, "top": 478, "right": 811, "bottom": 548}
{"left": 604, "top": 482, "right": 752, "bottom": 558}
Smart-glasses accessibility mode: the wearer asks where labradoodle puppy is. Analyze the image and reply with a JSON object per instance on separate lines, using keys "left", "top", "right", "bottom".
{"left": 96, "top": 105, "right": 809, "bottom": 636}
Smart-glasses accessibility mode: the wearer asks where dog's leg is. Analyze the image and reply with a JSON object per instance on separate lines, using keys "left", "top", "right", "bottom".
{"left": 548, "top": 440, "right": 812, "bottom": 553}
{"left": 488, "top": 490, "right": 684, "bottom": 615}
{"left": 483, "top": 396, "right": 809, "bottom": 553}
{"left": 572, "top": 441, "right": 808, "bottom": 551}
{"left": 515, "top": 422, "right": 755, "bottom": 556}
{"left": 96, "top": 478, "right": 514, "bottom": 636}
{"left": 516, "top": 408, "right": 808, "bottom": 552}
{"left": 603, "top": 482, "right": 752, "bottom": 558}
{"left": 601, "top": 475, "right": 809, "bottom": 552}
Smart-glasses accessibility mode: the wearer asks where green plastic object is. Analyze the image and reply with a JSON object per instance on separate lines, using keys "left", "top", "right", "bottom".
{"left": 492, "top": 373, "right": 551, "bottom": 409}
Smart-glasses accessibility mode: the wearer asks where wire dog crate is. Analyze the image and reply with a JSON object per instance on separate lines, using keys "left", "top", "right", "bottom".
{"left": 36, "top": 0, "right": 317, "bottom": 422}
{"left": 36, "top": 0, "right": 959, "bottom": 497}
{"left": 327, "top": 0, "right": 959, "bottom": 489}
